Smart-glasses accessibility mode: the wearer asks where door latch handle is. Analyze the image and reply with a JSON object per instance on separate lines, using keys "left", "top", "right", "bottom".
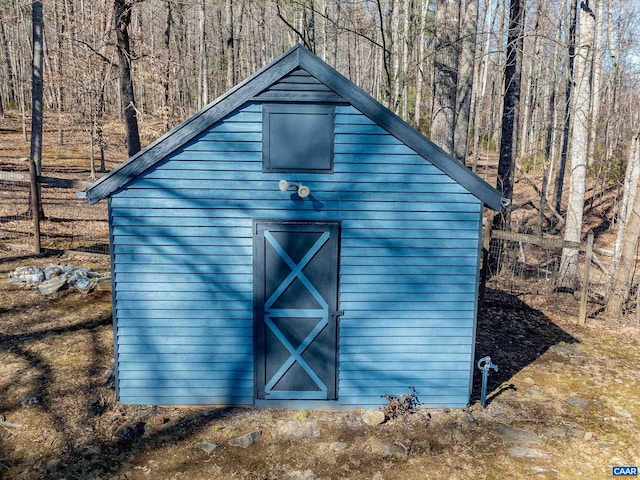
{"left": 330, "top": 310, "right": 344, "bottom": 319}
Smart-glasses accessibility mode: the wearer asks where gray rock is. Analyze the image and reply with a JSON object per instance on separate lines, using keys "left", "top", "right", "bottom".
{"left": 67, "top": 269, "right": 98, "bottom": 293}
{"left": 342, "top": 411, "right": 363, "bottom": 428}
{"left": 287, "top": 470, "right": 316, "bottom": 480}
{"left": 328, "top": 442, "right": 348, "bottom": 451}
{"left": 20, "top": 396, "right": 41, "bottom": 406}
{"left": 567, "top": 396, "right": 591, "bottom": 409}
{"left": 541, "top": 427, "right": 565, "bottom": 438}
{"left": 10, "top": 264, "right": 104, "bottom": 294}
{"left": 362, "top": 410, "right": 386, "bottom": 426}
{"left": 102, "top": 364, "right": 116, "bottom": 388}
{"left": 368, "top": 438, "right": 404, "bottom": 457}
{"left": 10, "top": 266, "right": 45, "bottom": 284}
{"left": 530, "top": 466, "right": 548, "bottom": 473}
{"left": 508, "top": 446, "right": 549, "bottom": 458}
{"left": 71, "top": 276, "right": 97, "bottom": 294}
{"left": 44, "top": 265, "right": 62, "bottom": 280}
{"left": 197, "top": 442, "right": 218, "bottom": 453}
{"left": 494, "top": 425, "right": 541, "bottom": 444}
{"left": 38, "top": 275, "right": 68, "bottom": 295}
{"left": 271, "top": 420, "right": 319, "bottom": 441}
{"left": 228, "top": 430, "right": 261, "bottom": 448}
{"left": 613, "top": 406, "right": 632, "bottom": 418}
{"left": 115, "top": 421, "right": 146, "bottom": 441}
{"left": 549, "top": 344, "right": 584, "bottom": 357}
{"left": 565, "top": 427, "right": 585, "bottom": 438}
{"left": 524, "top": 388, "right": 548, "bottom": 401}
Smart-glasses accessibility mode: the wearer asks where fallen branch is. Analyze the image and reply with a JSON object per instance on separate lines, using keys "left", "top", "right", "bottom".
{"left": 515, "top": 162, "right": 565, "bottom": 225}
{"left": 0, "top": 419, "right": 25, "bottom": 429}
{"left": 588, "top": 251, "right": 608, "bottom": 274}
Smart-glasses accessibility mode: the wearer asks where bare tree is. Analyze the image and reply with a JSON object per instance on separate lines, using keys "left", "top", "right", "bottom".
{"left": 492, "top": 0, "right": 524, "bottom": 232}
{"left": 471, "top": 0, "right": 495, "bottom": 173}
{"left": 431, "top": 0, "right": 459, "bottom": 156}
{"left": 587, "top": 0, "right": 605, "bottom": 168}
{"left": 114, "top": 0, "right": 142, "bottom": 157}
{"left": 226, "top": 0, "right": 235, "bottom": 89}
{"left": 29, "top": 0, "right": 44, "bottom": 252}
{"left": 413, "top": 0, "right": 431, "bottom": 129}
{"left": 605, "top": 132, "right": 640, "bottom": 317}
{"left": 0, "top": 9, "right": 16, "bottom": 107}
{"left": 374, "top": 0, "right": 394, "bottom": 108}
{"left": 611, "top": 128, "right": 640, "bottom": 281}
{"left": 559, "top": 0, "right": 595, "bottom": 282}
{"left": 162, "top": 0, "right": 173, "bottom": 131}
{"left": 553, "top": 0, "right": 578, "bottom": 214}
{"left": 197, "top": 0, "right": 208, "bottom": 109}
{"left": 454, "top": 0, "right": 478, "bottom": 163}
{"left": 540, "top": 0, "right": 566, "bottom": 233}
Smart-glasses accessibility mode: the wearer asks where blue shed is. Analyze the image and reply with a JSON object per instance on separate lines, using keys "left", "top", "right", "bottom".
{"left": 83, "top": 45, "right": 502, "bottom": 409}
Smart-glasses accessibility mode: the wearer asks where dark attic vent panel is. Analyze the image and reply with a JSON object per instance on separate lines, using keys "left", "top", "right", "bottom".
{"left": 263, "top": 104, "right": 335, "bottom": 173}
{"left": 253, "top": 68, "right": 344, "bottom": 102}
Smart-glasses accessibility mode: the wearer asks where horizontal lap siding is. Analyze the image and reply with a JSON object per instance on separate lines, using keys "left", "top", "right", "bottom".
{"left": 334, "top": 105, "right": 481, "bottom": 408}
{"left": 111, "top": 104, "right": 263, "bottom": 405}
{"left": 111, "top": 102, "right": 482, "bottom": 408}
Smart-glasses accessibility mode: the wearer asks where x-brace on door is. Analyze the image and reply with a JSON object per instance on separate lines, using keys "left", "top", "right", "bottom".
{"left": 253, "top": 222, "right": 339, "bottom": 400}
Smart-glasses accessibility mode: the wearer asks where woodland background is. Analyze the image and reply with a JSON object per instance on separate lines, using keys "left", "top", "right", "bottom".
{"left": 1, "top": 0, "right": 640, "bottom": 318}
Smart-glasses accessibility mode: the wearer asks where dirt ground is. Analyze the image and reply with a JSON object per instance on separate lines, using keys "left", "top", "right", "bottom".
{"left": 0, "top": 247, "right": 638, "bottom": 480}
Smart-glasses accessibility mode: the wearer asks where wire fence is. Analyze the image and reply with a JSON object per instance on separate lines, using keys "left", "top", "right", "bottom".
{"left": 483, "top": 229, "right": 613, "bottom": 321}
{"left": 0, "top": 169, "right": 109, "bottom": 255}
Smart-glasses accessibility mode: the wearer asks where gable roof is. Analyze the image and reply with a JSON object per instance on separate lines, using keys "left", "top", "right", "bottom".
{"left": 82, "top": 44, "right": 503, "bottom": 210}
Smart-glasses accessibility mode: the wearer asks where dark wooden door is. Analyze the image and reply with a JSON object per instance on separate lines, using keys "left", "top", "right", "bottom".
{"left": 254, "top": 222, "right": 339, "bottom": 400}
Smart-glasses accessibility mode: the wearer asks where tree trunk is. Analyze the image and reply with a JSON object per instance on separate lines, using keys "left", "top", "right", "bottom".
{"left": 399, "top": 0, "right": 411, "bottom": 119}
{"left": 606, "top": 134, "right": 640, "bottom": 318}
{"left": 471, "top": 0, "right": 493, "bottom": 173}
{"left": 587, "top": 0, "right": 604, "bottom": 168}
{"left": 431, "top": 0, "right": 459, "bottom": 156}
{"left": 391, "top": 2, "right": 401, "bottom": 114}
{"left": 226, "top": 0, "right": 235, "bottom": 89}
{"left": 54, "top": 0, "right": 65, "bottom": 145}
{"left": 0, "top": 11, "right": 16, "bottom": 106}
{"left": 553, "top": 0, "right": 577, "bottom": 214}
{"left": 611, "top": 132, "right": 640, "bottom": 278}
{"left": 114, "top": 0, "right": 142, "bottom": 157}
{"left": 492, "top": 0, "right": 524, "bottom": 232}
{"left": 197, "top": 0, "right": 208, "bottom": 109}
{"left": 414, "top": 0, "right": 430, "bottom": 129}
{"left": 305, "top": 0, "right": 316, "bottom": 53}
{"left": 375, "top": 0, "right": 393, "bottom": 108}
{"left": 559, "top": 0, "right": 595, "bottom": 283}
{"left": 30, "top": 0, "right": 44, "bottom": 178}
{"left": 163, "top": 0, "right": 172, "bottom": 131}
{"left": 30, "top": 0, "right": 44, "bottom": 251}
{"left": 519, "top": 0, "right": 545, "bottom": 162}
{"left": 540, "top": 0, "right": 565, "bottom": 232}
{"left": 454, "top": 0, "right": 477, "bottom": 164}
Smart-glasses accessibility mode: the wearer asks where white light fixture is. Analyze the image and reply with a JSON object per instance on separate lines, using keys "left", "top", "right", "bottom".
{"left": 297, "top": 185, "right": 311, "bottom": 198}
{"left": 278, "top": 180, "right": 311, "bottom": 198}
{"left": 278, "top": 179, "right": 290, "bottom": 192}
